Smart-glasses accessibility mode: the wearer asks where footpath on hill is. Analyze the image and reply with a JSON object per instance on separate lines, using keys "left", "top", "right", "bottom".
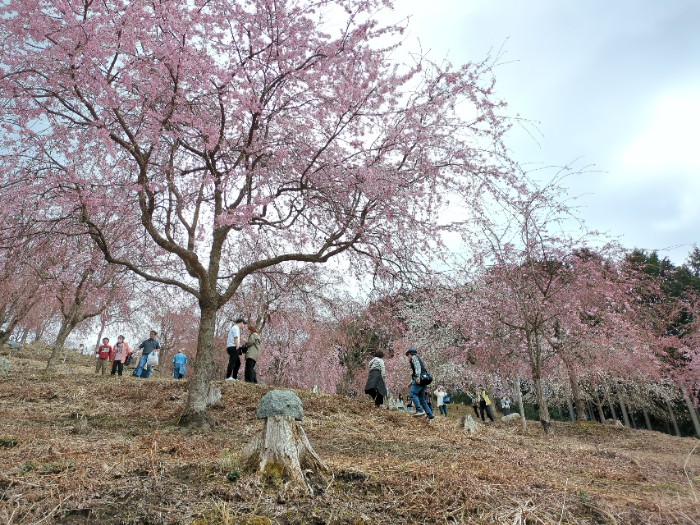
{"left": 0, "top": 349, "right": 699, "bottom": 525}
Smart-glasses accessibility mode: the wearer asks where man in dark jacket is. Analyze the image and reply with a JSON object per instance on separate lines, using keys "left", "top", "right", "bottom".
{"left": 406, "top": 348, "right": 434, "bottom": 420}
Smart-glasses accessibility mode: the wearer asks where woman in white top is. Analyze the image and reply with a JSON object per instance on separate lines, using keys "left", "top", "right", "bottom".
{"left": 435, "top": 385, "right": 449, "bottom": 416}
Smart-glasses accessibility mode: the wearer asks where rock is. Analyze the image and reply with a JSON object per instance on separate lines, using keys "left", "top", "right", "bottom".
{"left": 384, "top": 396, "right": 399, "bottom": 410}
{"left": 463, "top": 414, "right": 478, "bottom": 435}
{"left": 256, "top": 390, "right": 304, "bottom": 421}
{"left": 501, "top": 413, "right": 521, "bottom": 423}
{"left": 604, "top": 419, "right": 624, "bottom": 427}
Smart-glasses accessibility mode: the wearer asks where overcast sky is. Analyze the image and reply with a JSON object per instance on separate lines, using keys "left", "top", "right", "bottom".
{"left": 386, "top": 0, "right": 700, "bottom": 265}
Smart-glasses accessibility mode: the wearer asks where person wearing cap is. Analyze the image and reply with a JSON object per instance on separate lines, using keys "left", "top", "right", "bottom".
{"left": 405, "top": 348, "right": 435, "bottom": 420}
{"left": 225, "top": 317, "right": 246, "bottom": 380}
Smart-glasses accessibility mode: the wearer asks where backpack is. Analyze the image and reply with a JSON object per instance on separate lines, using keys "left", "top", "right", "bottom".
{"left": 443, "top": 395, "right": 452, "bottom": 404}
{"left": 124, "top": 354, "right": 134, "bottom": 366}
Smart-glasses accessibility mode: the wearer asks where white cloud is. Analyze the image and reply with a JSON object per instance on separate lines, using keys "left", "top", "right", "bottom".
{"left": 616, "top": 89, "right": 700, "bottom": 181}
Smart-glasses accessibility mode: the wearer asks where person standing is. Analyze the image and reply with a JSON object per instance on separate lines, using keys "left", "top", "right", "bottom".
{"left": 95, "top": 338, "right": 111, "bottom": 375}
{"left": 133, "top": 330, "right": 161, "bottom": 378}
{"left": 225, "top": 317, "right": 246, "bottom": 380}
{"left": 477, "top": 385, "right": 495, "bottom": 423}
{"left": 471, "top": 390, "right": 480, "bottom": 417}
{"left": 405, "top": 348, "right": 434, "bottom": 420}
{"left": 110, "top": 335, "right": 131, "bottom": 377}
{"left": 173, "top": 350, "right": 188, "bottom": 380}
{"left": 435, "top": 385, "right": 449, "bottom": 416}
{"left": 396, "top": 393, "right": 406, "bottom": 410}
{"left": 243, "top": 323, "right": 261, "bottom": 383}
{"left": 363, "top": 350, "right": 388, "bottom": 407}
{"left": 500, "top": 395, "right": 512, "bottom": 415}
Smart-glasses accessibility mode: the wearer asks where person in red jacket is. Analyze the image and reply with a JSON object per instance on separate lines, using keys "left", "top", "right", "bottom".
{"left": 95, "top": 338, "right": 112, "bottom": 376}
{"left": 110, "top": 335, "right": 131, "bottom": 377}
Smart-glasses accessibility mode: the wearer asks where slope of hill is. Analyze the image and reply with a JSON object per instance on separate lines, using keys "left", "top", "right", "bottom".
{"left": 0, "top": 348, "right": 698, "bottom": 525}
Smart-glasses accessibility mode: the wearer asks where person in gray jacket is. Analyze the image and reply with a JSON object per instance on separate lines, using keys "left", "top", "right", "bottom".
{"left": 364, "top": 350, "right": 388, "bottom": 407}
{"left": 133, "top": 330, "right": 161, "bottom": 378}
{"left": 243, "top": 323, "right": 261, "bottom": 383}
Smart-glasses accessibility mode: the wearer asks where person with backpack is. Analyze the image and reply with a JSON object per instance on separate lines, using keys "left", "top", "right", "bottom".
{"left": 435, "top": 385, "right": 449, "bottom": 416}
{"left": 405, "top": 348, "right": 434, "bottom": 420}
{"left": 477, "top": 385, "right": 495, "bottom": 423}
{"left": 110, "top": 335, "right": 131, "bottom": 377}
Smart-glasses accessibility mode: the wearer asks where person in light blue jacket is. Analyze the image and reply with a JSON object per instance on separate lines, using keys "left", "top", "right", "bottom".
{"left": 173, "top": 350, "right": 188, "bottom": 380}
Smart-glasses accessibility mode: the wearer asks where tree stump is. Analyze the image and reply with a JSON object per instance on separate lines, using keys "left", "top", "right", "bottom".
{"left": 241, "top": 390, "right": 329, "bottom": 495}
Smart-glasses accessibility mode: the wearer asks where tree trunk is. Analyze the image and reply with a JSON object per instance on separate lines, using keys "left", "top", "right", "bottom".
{"left": 34, "top": 322, "right": 46, "bottom": 343}
{"left": 664, "top": 395, "right": 681, "bottom": 437}
{"left": 603, "top": 383, "right": 618, "bottom": 421}
{"left": 513, "top": 377, "right": 527, "bottom": 433}
{"left": 46, "top": 317, "right": 76, "bottom": 370}
{"left": 616, "top": 386, "right": 631, "bottom": 427}
{"left": 527, "top": 333, "right": 550, "bottom": 433}
{"left": 562, "top": 356, "right": 583, "bottom": 421}
{"left": 94, "top": 314, "right": 108, "bottom": 353}
{"left": 629, "top": 410, "right": 638, "bottom": 429}
{"left": 680, "top": 386, "right": 700, "bottom": 439}
{"left": 641, "top": 405, "right": 652, "bottom": 430}
{"left": 179, "top": 302, "right": 218, "bottom": 429}
{"left": 595, "top": 394, "right": 606, "bottom": 423}
{"left": 241, "top": 415, "right": 329, "bottom": 495}
{"left": 585, "top": 400, "right": 595, "bottom": 422}
{"left": 566, "top": 397, "right": 575, "bottom": 421}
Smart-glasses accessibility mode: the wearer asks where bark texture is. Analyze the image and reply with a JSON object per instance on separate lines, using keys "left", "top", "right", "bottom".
{"left": 241, "top": 415, "right": 329, "bottom": 495}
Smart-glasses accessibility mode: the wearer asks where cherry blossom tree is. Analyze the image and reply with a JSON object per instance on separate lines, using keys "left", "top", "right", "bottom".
{"left": 0, "top": 238, "right": 54, "bottom": 345}
{"left": 1, "top": 0, "right": 518, "bottom": 426}
{"left": 43, "top": 237, "right": 131, "bottom": 369}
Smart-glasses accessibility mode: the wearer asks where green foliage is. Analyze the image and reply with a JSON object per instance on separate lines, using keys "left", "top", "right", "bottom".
{"left": 20, "top": 461, "right": 37, "bottom": 473}
{"left": 0, "top": 437, "right": 18, "bottom": 448}
{"left": 22, "top": 459, "right": 74, "bottom": 475}
{"left": 261, "top": 461, "right": 286, "bottom": 487}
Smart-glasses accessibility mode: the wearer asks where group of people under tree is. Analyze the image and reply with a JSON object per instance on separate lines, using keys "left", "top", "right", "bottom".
{"left": 362, "top": 348, "right": 447, "bottom": 420}
{"left": 86, "top": 317, "right": 263, "bottom": 383}
{"left": 364, "top": 347, "right": 515, "bottom": 424}
{"left": 93, "top": 330, "right": 188, "bottom": 380}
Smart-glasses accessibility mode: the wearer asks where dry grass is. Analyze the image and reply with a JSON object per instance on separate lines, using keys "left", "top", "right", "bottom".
{"left": 0, "top": 348, "right": 698, "bottom": 524}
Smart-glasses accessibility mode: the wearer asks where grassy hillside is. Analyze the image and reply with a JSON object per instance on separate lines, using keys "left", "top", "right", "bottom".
{"left": 0, "top": 348, "right": 698, "bottom": 525}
